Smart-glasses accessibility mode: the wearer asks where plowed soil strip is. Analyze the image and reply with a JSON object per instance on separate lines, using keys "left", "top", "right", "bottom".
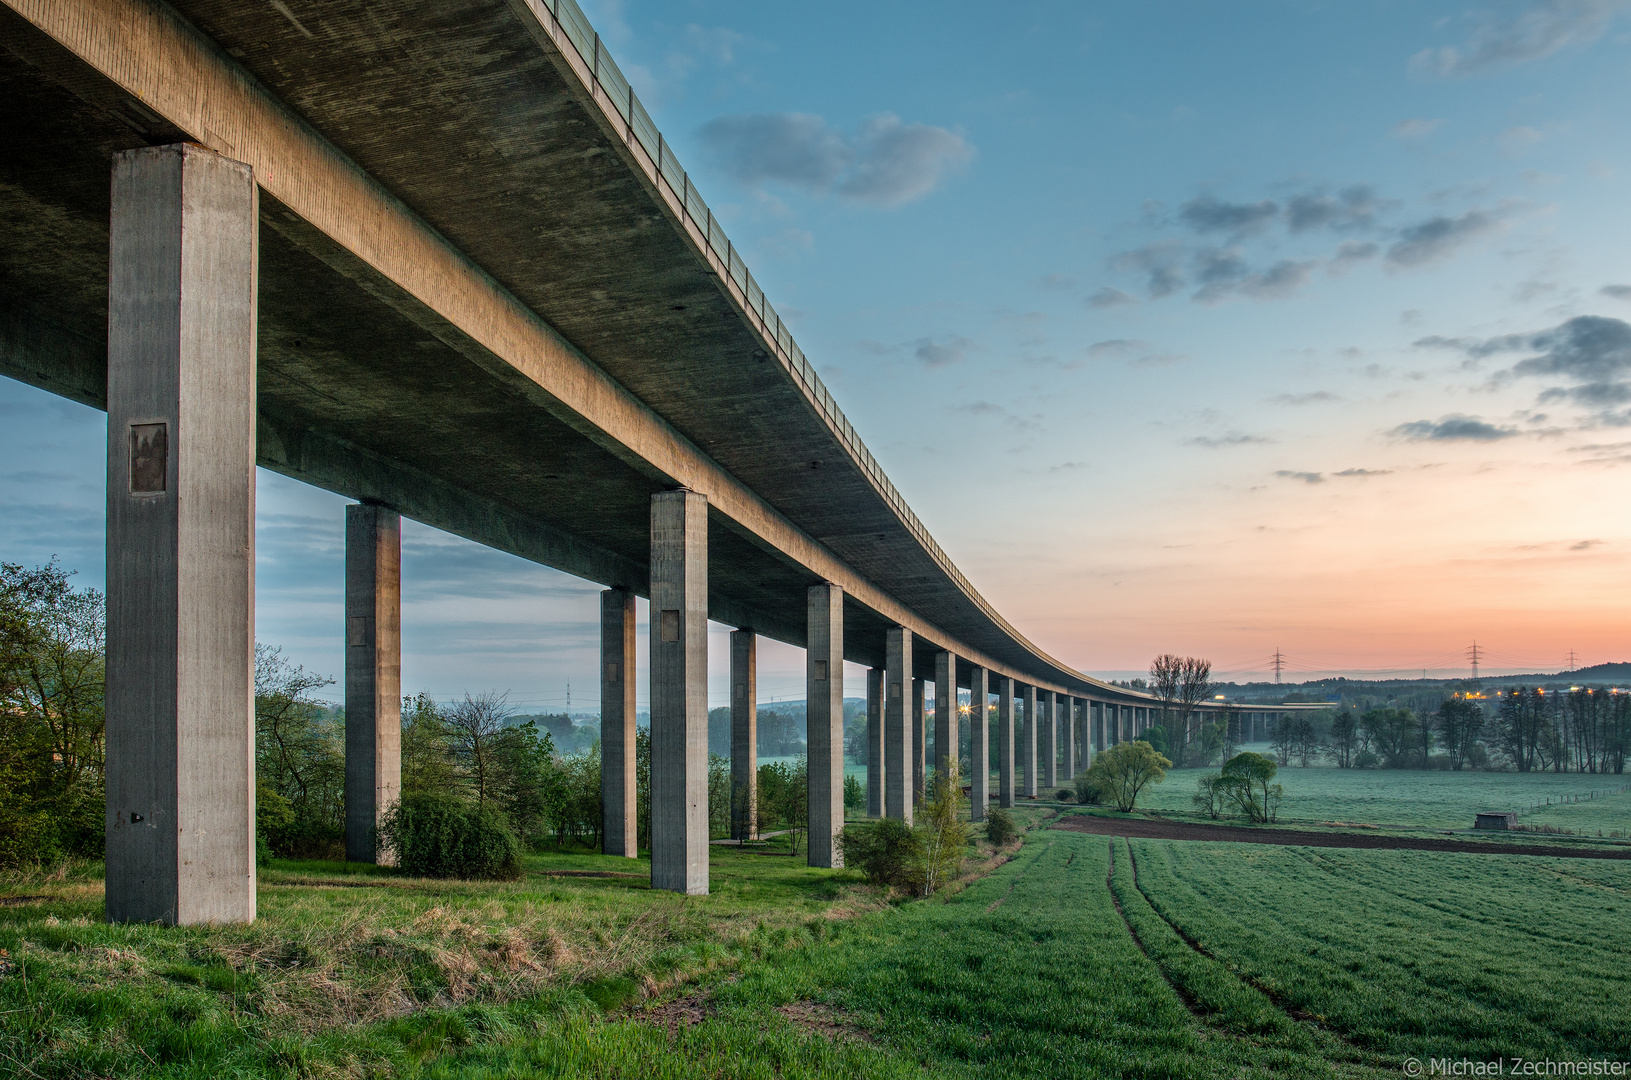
{"left": 1056, "top": 814, "right": 1631, "bottom": 859}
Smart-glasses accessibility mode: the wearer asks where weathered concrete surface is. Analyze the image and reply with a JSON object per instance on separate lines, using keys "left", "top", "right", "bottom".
{"left": 600, "top": 589, "right": 637, "bottom": 857}
{"left": 1061, "top": 697, "right": 1076, "bottom": 782}
{"left": 648, "top": 491, "right": 708, "bottom": 895}
{"left": 969, "top": 666, "right": 988, "bottom": 821}
{"left": 1040, "top": 690, "right": 1058, "bottom": 791}
{"left": 805, "top": 585, "right": 844, "bottom": 868}
{"left": 104, "top": 144, "right": 255, "bottom": 925}
{"left": 911, "top": 678, "right": 926, "bottom": 805}
{"left": 885, "top": 628, "right": 912, "bottom": 824}
{"left": 730, "top": 629, "right": 756, "bottom": 842}
{"left": 0, "top": 0, "right": 1172, "bottom": 708}
{"left": 1020, "top": 685, "right": 1039, "bottom": 799}
{"left": 345, "top": 503, "right": 401, "bottom": 865}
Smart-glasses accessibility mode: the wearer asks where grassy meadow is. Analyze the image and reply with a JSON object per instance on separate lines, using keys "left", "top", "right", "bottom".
{"left": 4, "top": 805, "right": 1627, "bottom": 1077}
{"left": 1128, "top": 762, "right": 1631, "bottom": 833}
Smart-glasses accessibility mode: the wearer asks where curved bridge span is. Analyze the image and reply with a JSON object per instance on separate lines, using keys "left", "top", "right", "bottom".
{"left": 0, "top": 0, "right": 1304, "bottom": 916}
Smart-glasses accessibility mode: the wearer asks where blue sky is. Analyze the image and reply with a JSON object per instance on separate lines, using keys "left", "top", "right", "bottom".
{"left": 5, "top": 0, "right": 1630, "bottom": 706}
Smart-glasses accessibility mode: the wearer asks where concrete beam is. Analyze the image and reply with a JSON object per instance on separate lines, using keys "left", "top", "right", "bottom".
{"left": 601, "top": 588, "right": 638, "bottom": 857}
{"left": 104, "top": 143, "right": 256, "bottom": 925}
{"left": 806, "top": 585, "right": 843, "bottom": 867}
{"left": 885, "top": 627, "right": 913, "bottom": 824}
{"left": 649, "top": 490, "right": 708, "bottom": 895}
{"left": 934, "top": 651, "right": 958, "bottom": 788}
{"left": 969, "top": 666, "right": 988, "bottom": 821}
{"left": 996, "top": 677, "right": 1015, "bottom": 810}
{"left": 730, "top": 629, "right": 756, "bottom": 842}
{"left": 866, "top": 666, "right": 882, "bottom": 818}
{"left": 345, "top": 502, "right": 401, "bottom": 865}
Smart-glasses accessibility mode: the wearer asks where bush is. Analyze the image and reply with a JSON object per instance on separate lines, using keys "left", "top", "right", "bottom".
{"left": 844, "top": 773, "right": 865, "bottom": 812}
{"left": 984, "top": 806, "right": 1020, "bottom": 847}
{"left": 1354, "top": 749, "right": 1380, "bottom": 769}
{"left": 838, "top": 818, "right": 921, "bottom": 887}
{"left": 1085, "top": 741, "right": 1172, "bottom": 812}
{"left": 1074, "top": 772, "right": 1102, "bottom": 805}
{"left": 381, "top": 792, "right": 523, "bottom": 880}
{"left": 1056, "top": 788, "right": 1074, "bottom": 802}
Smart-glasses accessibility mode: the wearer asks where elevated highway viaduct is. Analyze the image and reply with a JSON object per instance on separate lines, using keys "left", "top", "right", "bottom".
{"left": 0, "top": 0, "right": 1306, "bottom": 921}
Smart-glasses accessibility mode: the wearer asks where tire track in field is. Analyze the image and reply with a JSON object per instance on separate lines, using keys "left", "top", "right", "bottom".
{"left": 1107, "top": 840, "right": 1207, "bottom": 1019}
{"left": 1124, "top": 840, "right": 1366, "bottom": 1047}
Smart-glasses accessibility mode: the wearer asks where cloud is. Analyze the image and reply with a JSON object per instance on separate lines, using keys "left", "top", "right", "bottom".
{"left": 1189, "top": 433, "right": 1272, "bottom": 448}
{"left": 1039, "top": 273, "right": 1077, "bottom": 291}
{"left": 1330, "top": 241, "right": 1380, "bottom": 274}
{"left": 1389, "top": 414, "right": 1520, "bottom": 441}
{"left": 1285, "top": 186, "right": 1384, "bottom": 232}
{"left": 956, "top": 401, "right": 1004, "bottom": 416}
{"left": 1112, "top": 241, "right": 1187, "bottom": 299}
{"left": 1270, "top": 391, "right": 1340, "bottom": 405}
{"left": 1333, "top": 467, "right": 1392, "bottom": 477}
{"left": 1601, "top": 284, "right": 1631, "bottom": 301}
{"left": 1274, "top": 470, "right": 1325, "bottom": 484}
{"left": 914, "top": 334, "right": 974, "bottom": 366}
{"left": 1048, "top": 461, "right": 1087, "bottom": 473}
{"left": 696, "top": 112, "right": 972, "bottom": 207}
{"left": 1411, "top": 0, "right": 1628, "bottom": 77}
{"left": 1385, "top": 208, "right": 1503, "bottom": 268}
{"left": 1177, "top": 195, "right": 1279, "bottom": 237}
{"left": 1391, "top": 117, "right": 1446, "bottom": 139}
{"left": 1085, "top": 286, "right": 1138, "bottom": 309}
{"left": 1420, "top": 316, "right": 1631, "bottom": 419}
{"left": 1129, "top": 352, "right": 1187, "bottom": 368}
{"left": 1086, "top": 338, "right": 1148, "bottom": 358}
{"left": 1192, "top": 250, "right": 1316, "bottom": 303}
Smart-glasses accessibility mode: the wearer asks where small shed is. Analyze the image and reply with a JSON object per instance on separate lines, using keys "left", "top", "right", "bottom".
{"left": 1474, "top": 811, "right": 1518, "bottom": 830}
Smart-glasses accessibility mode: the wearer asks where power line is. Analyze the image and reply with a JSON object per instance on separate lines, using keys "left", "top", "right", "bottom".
{"left": 1467, "top": 640, "right": 1484, "bottom": 682}
{"left": 1272, "top": 647, "right": 1285, "bottom": 685}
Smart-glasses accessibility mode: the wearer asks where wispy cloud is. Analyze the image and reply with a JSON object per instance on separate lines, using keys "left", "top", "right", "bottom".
{"left": 1389, "top": 414, "right": 1520, "bottom": 441}
{"left": 1418, "top": 315, "right": 1631, "bottom": 424}
{"left": 1190, "top": 433, "right": 1273, "bottom": 448}
{"left": 1085, "top": 286, "right": 1138, "bottom": 309}
{"left": 1385, "top": 207, "right": 1505, "bottom": 268}
{"left": 697, "top": 112, "right": 973, "bottom": 208}
{"left": 914, "top": 335, "right": 975, "bottom": 367}
{"left": 1391, "top": 117, "right": 1446, "bottom": 139}
{"left": 1269, "top": 391, "right": 1340, "bottom": 405}
{"left": 1274, "top": 470, "right": 1325, "bottom": 484}
{"left": 1411, "top": 0, "right": 1629, "bottom": 78}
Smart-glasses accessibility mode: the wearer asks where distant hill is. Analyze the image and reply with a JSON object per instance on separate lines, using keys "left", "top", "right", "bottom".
{"left": 1502, "top": 662, "right": 1631, "bottom": 684}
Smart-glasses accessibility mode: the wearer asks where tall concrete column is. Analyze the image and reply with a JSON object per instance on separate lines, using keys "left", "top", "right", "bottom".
{"left": 729, "top": 629, "right": 756, "bottom": 842}
{"left": 1020, "top": 684, "right": 1038, "bottom": 798}
{"left": 105, "top": 143, "right": 257, "bottom": 925}
{"left": 911, "top": 677, "right": 926, "bottom": 805}
{"left": 601, "top": 589, "right": 638, "bottom": 857}
{"left": 934, "top": 650, "right": 959, "bottom": 787}
{"left": 1061, "top": 696, "right": 1076, "bottom": 782}
{"left": 649, "top": 490, "right": 709, "bottom": 895}
{"left": 996, "top": 676, "right": 1015, "bottom": 808}
{"left": 969, "top": 666, "right": 989, "bottom": 821}
{"left": 345, "top": 503, "right": 401, "bottom": 865}
{"left": 1040, "top": 690, "right": 1058, "bottom": 791}
{"left": 806, "top": 585, "right": 844, "bottom": 868}
{"left": 885, "top": 627, "right": 913, "bottom": 823}
{"left": 866, "top": 667, "right": 883, "bottom": 817}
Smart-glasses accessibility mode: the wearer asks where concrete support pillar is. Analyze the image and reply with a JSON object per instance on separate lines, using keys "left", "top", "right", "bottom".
{"left": 1020, "top": 684, "right": 1038, "bottom": 797}
{"left": 105, "top": 144, "right": 257, "bottom": 925}
{"left": 1041, "top": 690, "right": 1058, "bottom": 791}
{"left": 912, "top": 677, "right": 926, "bottom": 805}
{"left": 1061, "top": 696, "right": 1076, "bottom": 782}
{"left": 996, "top": 676, "right": 1015, "bottom": 808}
{"left": 601, "top": 589, "right": 638, "bottom": 857}
{"left": 345, "top": 504, "right": 401, "bottom": 865}
{"left": 885, "top": 628, "right": 913, "bottom": 824}
{"left": 934, "top": 651, "right": 958, "bottom": 787}
{"left": 649, "top": 490, "right": 709, "bottom": 895}
{"left": 866, "top": 667, "right": 883, "bottom": 817}
{"left": 969, "top": 666, "right": 989, "bottom": 821}
{"left": 806, "top": 585, "right": 844, "bottom": 868}
{"left": 729, "top": 629, "right": 756, "bottom": 842}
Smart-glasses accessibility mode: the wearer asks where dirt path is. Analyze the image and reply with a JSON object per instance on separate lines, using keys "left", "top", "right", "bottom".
{"left": 1055, "top": 813, "right": 1631, "bottom": 859}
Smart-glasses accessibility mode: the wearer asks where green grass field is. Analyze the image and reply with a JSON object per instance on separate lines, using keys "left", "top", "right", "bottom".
{"left": 1130, "top": 764, "right": 1631, "bottom": 832}
{"left": 3, "top": 811, "right": 1626, "bottom": 1077}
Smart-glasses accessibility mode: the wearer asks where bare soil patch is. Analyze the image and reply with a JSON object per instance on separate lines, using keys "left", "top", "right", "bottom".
{"left": 1056, "top": 814, "right": 1631, "bottom": 859}
{"left": 776, "top": 1000, "right": 874, "bottom": 1044}
{"left": 644, "top": 990, "right": 712, "bottom": 1037}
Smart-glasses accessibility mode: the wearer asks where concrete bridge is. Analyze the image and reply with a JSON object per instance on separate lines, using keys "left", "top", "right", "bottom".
{"left": 0, "top": 0, "right": 1305, "bottom": 922}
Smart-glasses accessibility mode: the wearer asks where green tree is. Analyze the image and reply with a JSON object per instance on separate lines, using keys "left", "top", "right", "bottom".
{"left": 400, "top": 692, "right": 457, "bottom": 798}
{"left": 254, "top": 645, "right": 343, "bottom": 858}
{"left": 1219, "top": 751, "right": 1278, "bottom": 822}
{"left": 843, "top": 772, "right": 865, "bottom": 813}
{"left": 916, "top": 764, "right": 969, "bottom": 896}
{"left": 1085, "top": 741, "right": 1172, "bottom": 812}
{"left": 444, "top": 691, "right": 512, "bottom": 804}
{"left": 1329, "top": 711, "right": 1359, "bottom": 768}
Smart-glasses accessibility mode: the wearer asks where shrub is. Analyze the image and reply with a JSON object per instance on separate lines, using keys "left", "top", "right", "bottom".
{"left": 1074, "top": 772, "right": 1102, "bottom": 805}
{"left": 1354, "top": 749, "right": 1380, "bottom": 769}
{"left": 918, "top": 771, "right": 970, "bottom": 896}
{"left": 1056, "top": 788, "right": 1074, "bottom": 802}
{"left": 381, "top": 792, "right": 523, "bottom": 880}
{"left": 843, "top": 773, "right": 865, "bottom": 812}
{"left": 984, "top": 806, "right": 1020, "bottom": 847}
{"left": 838, "top": 819, "right": 921, "bottom": 888}
{"left": 1219, "top": 752, "right": 1278, "bottom": 823}
{"left": 1085, "top": 741, "right": 1172, "bottom": 812}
